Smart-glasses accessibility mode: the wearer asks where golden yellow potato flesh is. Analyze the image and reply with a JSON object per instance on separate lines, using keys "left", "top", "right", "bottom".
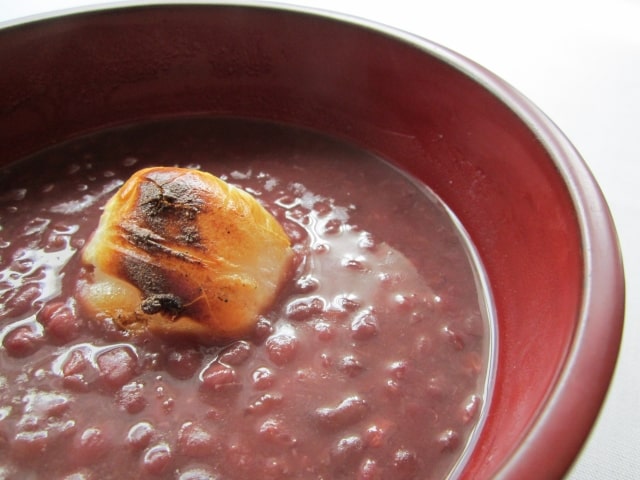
{"left": 78, "top": 167, "right": 294, "bottom": 342}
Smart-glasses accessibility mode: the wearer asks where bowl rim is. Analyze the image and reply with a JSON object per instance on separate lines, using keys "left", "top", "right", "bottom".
{"left": 0, "top": 2, "right": 625, "bottom": 478}
{"left": 381, "top": 15, "right": 625, "bottom": 478}
{"left": 361, "top": 11, "right": 625, "bottom": 478}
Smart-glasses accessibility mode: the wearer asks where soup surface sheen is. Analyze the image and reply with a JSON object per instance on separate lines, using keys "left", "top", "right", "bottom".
{"left": 0, "top": 118, "right": 493, "bottom": 480}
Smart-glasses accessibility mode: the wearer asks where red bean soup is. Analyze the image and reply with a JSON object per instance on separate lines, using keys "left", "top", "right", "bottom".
{"left": 0, "top": 118, "right": 495, "bottom": 480}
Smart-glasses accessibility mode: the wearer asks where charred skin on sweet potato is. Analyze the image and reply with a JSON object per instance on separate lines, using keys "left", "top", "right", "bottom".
{"left": 78, "top": 167, "right": 294, "bottom": 342}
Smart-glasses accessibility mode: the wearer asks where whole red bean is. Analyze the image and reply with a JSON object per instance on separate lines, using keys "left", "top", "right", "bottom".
{"left": 142, "top": 443, "right": 173, "bottom": 474}
{"left": 116, "top": 382, "right": 147, "bottom": 414}
{"left": 314, "top": 396, "right": 369, "bottom": 430}
{"left": 393, "top": 448, "right": 418, "bottom": 476}
{"left": 330, "top": 435, "right": 364, "bottom": 469}
{"left": 357, "top": 458, "right": 381, "bottom": 480}
{"left": 251, "top": 367, "right": 276, "bottom": 390}
{"left": 265, "top": 334, "right": 298, "bottom": 366}
{"left": 351, "top": 310, "right": 379, "bottom": 341}
{"left": 218, "top": 341, "right": 252, "bottom": 366}
{"left": 258, "top": 418, "right": 297, "bottom": 447}
{"left": 436, "top": 429, "right": 460, "bottom": 452}
{"left": 245, "top": 393, "right": 283, "bottom": 416}
{"left": 72, "top": 427, "right": 110, "bottom": 465}
{"left": 97, "top": 347, "right": 138, "bottom": 390}
{"left": 177, "top": 422, "right": 218, "bottom": 458}
{"left": 2, "top": 325, "right": 43, "bottom": 357}
{"left": 200, "top": 362, "right": 238, "bottom": 392}
{"left": 286, "top": 296, "right": 325, "bottom": 321}
{"left": 126, "top": 422, "right": 155, "bottom": 451}
{"left": 38, "top": 302, "right": 80, "bottom": 343}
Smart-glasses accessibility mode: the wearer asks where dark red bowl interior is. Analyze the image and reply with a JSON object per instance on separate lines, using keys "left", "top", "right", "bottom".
{"left": 0, "top": 4, "right": 624, "bottom": 478}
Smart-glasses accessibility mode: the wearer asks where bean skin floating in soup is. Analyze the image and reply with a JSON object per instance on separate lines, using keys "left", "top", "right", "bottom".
{"left": 78, "top": 167, "right": 294, "bottom": 342}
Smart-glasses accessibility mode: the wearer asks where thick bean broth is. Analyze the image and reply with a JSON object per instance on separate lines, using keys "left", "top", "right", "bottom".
{"left": 0, "top": 118, "right": 493, "bottom": 479}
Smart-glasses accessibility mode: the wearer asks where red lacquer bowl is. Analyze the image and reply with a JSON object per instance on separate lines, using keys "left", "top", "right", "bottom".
{"left": 0, "top": 3, "right": 624, "bottom": 479}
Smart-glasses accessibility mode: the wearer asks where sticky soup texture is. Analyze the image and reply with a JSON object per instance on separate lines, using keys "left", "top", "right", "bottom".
{"left": 0, "top": 119, "right": 491, "bottom": 480}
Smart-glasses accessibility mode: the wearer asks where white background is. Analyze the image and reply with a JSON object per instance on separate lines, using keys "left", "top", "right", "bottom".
{"left": 2, "top": 1, "right": 638, "bottom": 478}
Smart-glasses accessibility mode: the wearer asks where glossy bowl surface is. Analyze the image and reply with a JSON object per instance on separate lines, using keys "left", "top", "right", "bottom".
{"left": 0, "top": 3, "right": 624, "bottom": 479}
